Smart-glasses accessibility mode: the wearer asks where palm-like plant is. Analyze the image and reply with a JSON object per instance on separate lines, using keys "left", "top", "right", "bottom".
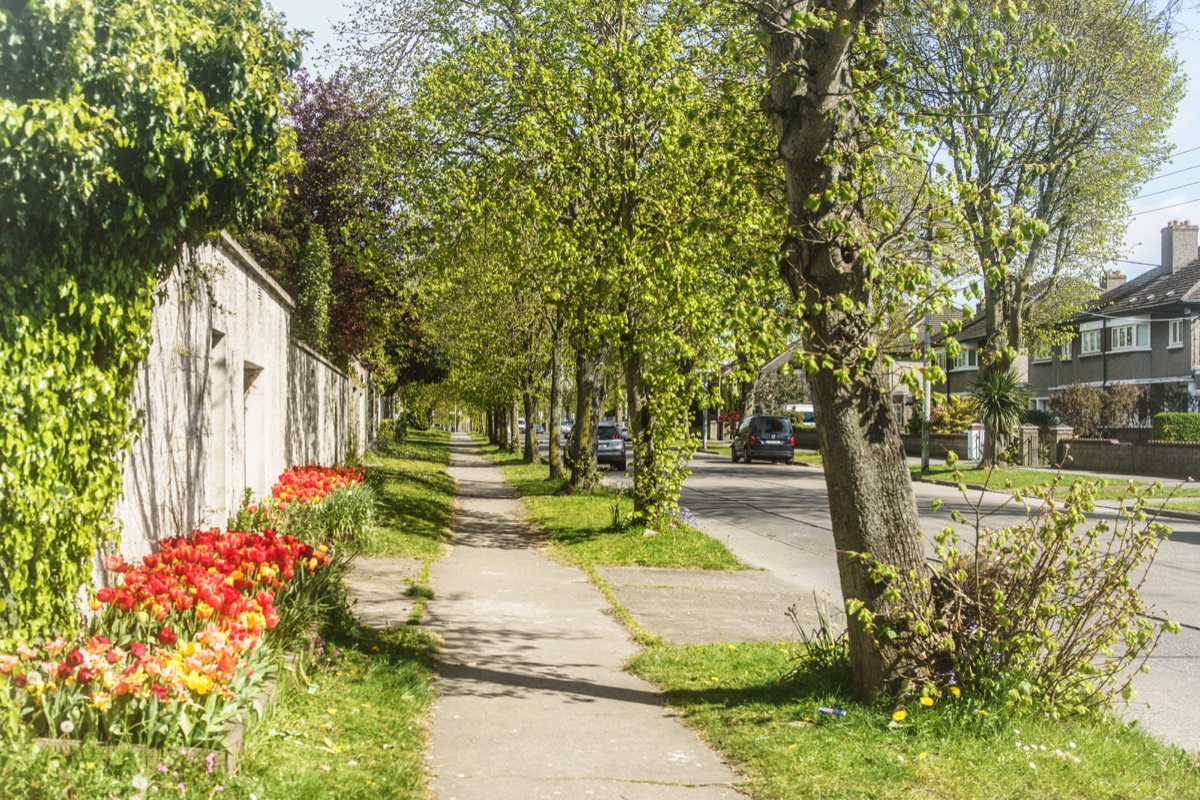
{"left": 971, "top": 367, "right": 1030, "bottom": 467}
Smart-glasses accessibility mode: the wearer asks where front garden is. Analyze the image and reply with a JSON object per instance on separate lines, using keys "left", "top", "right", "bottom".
{"left": 0, "top": 431, "right": 452, "bottom": 799}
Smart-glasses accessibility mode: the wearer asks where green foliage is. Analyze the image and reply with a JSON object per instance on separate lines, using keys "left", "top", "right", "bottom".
{"left": 971, "top": 367, "right": 1029, "bottom": 465}
{"left": 1151, "top": 412, "right": 1200, "bottom": 443}
{"left": 0, "top": 0, "right": 300, "bottom": 640}
{"left": 292, "top": 223, "right": 333, "bottom": 350}
{"left": 283, "top": 485, "right": 377, "bottom": 548}
{"left": 854, "top": 474, "right": 1179, "bottom": 716}
{"left": 932, "top": 397, "right": 978, "bottom": 434}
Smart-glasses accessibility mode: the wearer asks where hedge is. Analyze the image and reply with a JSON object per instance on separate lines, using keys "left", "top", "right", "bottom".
{"left": 1151, "top": 412, "right": 1200, "bottom": 442}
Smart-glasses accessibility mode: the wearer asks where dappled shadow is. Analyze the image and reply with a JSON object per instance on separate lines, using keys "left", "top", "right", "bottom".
{"left": 453, "top": 510, "right": 543, "bottom": 551}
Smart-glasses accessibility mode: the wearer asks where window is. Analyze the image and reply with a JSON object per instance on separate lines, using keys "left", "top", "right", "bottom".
{"left": 1031, "top": 346, "right": 1052, "bottom": 363}
{"left": 1081, "top": 329, "right": 1102, "bottom": 355}
{"left": 1060, "top": 341, "right": 1072, "bottom": 361}
{"left": 953, "top": 349, "right": 978, "bottom": 370}
{"left": 1110, "top": 322, "right": 1149, "bottom": 351}
{"left": 1169, "top": 319, "right": 1184, "bottom": 348}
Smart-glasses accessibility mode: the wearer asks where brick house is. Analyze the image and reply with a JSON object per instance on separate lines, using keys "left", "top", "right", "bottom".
{"left": 930, "top": 220, "right": 1200, "bottom": 416}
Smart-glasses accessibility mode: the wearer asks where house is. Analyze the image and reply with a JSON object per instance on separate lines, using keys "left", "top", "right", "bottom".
{"left": 1027, "top": 220, "right": 1200, "bottom": 413}
{"left": 925, "top": 221, "right": 1200, "bottom": 417}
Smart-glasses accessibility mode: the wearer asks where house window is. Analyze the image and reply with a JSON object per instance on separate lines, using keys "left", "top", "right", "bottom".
{"left": 1169, "top": 319, "right": 1184, "bottom": 348}
{"left": 1110, "top": 322, "right": 1149, "bottom": 351}
{"left": 1060, "top": 341, "right": 1072, "bottom": 361}
{"left": 953, "top": 349, "right": 978, "bottom": 370}
{"left": 1080, "top": 329, "right": 1102, "bottom": 355}
{"left": 1031, "top": 346, "right": 1052, "bottom": 363}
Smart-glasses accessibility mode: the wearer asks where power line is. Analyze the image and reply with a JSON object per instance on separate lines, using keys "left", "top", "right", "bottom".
{"left": 1112, "top": 258, "right": 1160, "bottom": 267}
{"left": 1130, "top": 197, "right": 1200, "bottom": 218}
{"left": 1136, "top": 178, "right": 1200, "bottom": 200}
{"left": 1169, "top": 145, "right": 1200, "bottom": 159}
{"left": 1145, "top": 161, "right": 1200, "bottom": 183}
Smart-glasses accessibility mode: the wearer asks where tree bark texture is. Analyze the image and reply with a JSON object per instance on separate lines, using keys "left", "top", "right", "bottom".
{"left": 758, "top": 0, "right": 929, "bottom": 700}
{"left": 569, "top": 345, "right": 605, "bottom": 490}
{"left": 522, "top": 389, "right": 540, "bottom": 464}
{"left": 548, "top": 320, "right": 566, "bottom": 480}
{"left": 623, "top": 347, "right": 656, "bottom": 517}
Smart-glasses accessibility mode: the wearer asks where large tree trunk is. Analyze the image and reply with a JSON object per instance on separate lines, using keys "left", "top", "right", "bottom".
{"left": 623, "top": 347, "right": 654, "bottom": 517}
{"left": 548, "top": 319, "right": 566, "bottom": 480}
{"left": 758, "top": 0, "right": 929, "bottom": 701}
{"left": 509, "top": 400, "right": 520, "bottom": 454}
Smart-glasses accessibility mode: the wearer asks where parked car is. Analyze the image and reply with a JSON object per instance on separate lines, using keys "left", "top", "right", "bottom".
{"left": 566, "top": 421, "right": 627, "bottom": 471}
{"left": 518, "top": 417, "right": 527, "bottom": 434}
{"left": 559, "top": 419, "right": 574, "bottom": 438}
{"left": 731, "top": 415, "right": 795, "bottom": 465}
{"left": 595, "top": 422, "right": 627, "bottom": 471}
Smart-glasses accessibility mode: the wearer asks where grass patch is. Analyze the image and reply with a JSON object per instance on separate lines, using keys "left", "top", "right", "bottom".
{"left": 363, "top": 430, "right": 454, "bottom": 559}
{"left": 239, "top": 624, "right": 437, "bottom": 799}
{"left": 629, "top": 641, "right": 1200, "bottom": 800}
{"left": 473, "top": 441, "right": 746, "bottom": 571}
{"left": 913, "top": 464, "right": 1200, "bottom": 502}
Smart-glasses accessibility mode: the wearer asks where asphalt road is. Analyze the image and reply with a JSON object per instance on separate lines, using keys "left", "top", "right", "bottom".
{"left": 677, "top": 453, "right": 1200, "bottom": 751}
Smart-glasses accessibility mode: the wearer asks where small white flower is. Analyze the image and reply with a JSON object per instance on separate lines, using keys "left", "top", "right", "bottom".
{"left": 132, "top": 775, "right": 150, "bottom": 791}
{"left": 59, "top": 720, "right": 75, "bottom": 734}
{"left": 1022, "top": 745, "right": 1030, "bottom": 752}
{"left": 1029, "top": 761, "right": 1037, "bottom": 770}
{"left": 1039, "top": 745, "right": 1047, "bottom": 751}
{"left": 25, "top": 670, "right": 43, "bottom": 687}
{"left": 1015, "top": 741, "right": 1022, "bottom": 748}
{"left": 897, "top": 754, "right": 905, "bottom": 762}
{"left": 1069, "top": 741, "right": 1077, "bottom": 749}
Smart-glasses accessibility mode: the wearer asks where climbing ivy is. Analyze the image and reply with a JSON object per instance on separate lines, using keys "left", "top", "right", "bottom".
{"left": 0, "top": 0, "right": 300, "bottom": 640}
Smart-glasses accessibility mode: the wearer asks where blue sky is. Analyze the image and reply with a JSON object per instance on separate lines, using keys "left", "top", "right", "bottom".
{"left": 267, "top": 0, "right": 1200, "bottom": 281}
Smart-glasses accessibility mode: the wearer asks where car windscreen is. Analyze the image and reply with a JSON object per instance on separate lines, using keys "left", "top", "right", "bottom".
{"left": 597, "top": 424, "right": 621, "bottom": 439}
{"left": 755, "top": 417, "right": 791, "bottom": 434}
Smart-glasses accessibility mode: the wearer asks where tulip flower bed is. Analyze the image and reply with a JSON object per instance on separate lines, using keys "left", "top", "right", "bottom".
{"left": 0, "top": 466, "right": 357, "bottom": 756}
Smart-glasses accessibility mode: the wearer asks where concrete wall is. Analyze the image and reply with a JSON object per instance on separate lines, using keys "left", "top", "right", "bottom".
{"left": 1058, "top": 439, "right": 1200, "bottom": 481}
{"left": 111, "top": 234, "right": 377, "bottom": 564}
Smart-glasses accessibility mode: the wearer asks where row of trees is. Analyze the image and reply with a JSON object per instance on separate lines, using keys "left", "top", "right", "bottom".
{"left": 327, "top": 0, "right": 1183, "bottom": 699}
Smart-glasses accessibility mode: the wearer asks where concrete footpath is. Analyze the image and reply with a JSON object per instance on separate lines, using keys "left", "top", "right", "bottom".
{"left": 423, "top": 434, "right": 744, "bottom": 800}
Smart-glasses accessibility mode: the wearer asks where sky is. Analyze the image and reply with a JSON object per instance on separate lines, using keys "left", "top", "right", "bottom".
{"left": 267, "top": 0, "right": 1200, "bottom": 282}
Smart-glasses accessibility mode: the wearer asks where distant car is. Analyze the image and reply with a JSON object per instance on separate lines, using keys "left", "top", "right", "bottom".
{"left": 731, "top": 415, "right": 795, "bottom": 465}
{"left": 559, "top": 419, "right": 574, "bottom": 437}
{"left": 518, "top": 417, "right": 527, "bottom": 434}
{"left": 617, "top": 422, "right": 630, "bottom": 441}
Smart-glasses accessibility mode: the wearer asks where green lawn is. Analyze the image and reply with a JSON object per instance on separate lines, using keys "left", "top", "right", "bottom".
{"left": 912, "top": 463, "right": 1200, "bottom": 502}
{"left": 475, "top": 441, "right": 745, "bottom": 571}
{"left": 363, "top": 430, "right": 455, "bottom": 559}
{"left": 629, "top": 641, "right": 1200, "bottom": 800}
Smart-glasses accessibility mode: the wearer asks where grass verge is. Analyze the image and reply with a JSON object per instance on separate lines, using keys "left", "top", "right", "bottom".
{"left": 237, "top": 623, "right": 436, "bottom": 799}
{"left": 629, "top": 641, "right": 1200, "bottom": 800}
{"left": 362, "top": 430, "right": 454, "bottom": 559}
{"left": 474, "top": 441, "right": 745, "bottom": 571}
{"left": 912, "top": 463, "right": 1200, "bottom": 502}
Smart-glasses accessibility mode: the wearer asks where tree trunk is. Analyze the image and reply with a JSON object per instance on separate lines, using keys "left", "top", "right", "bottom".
{"left": 522, "top": 389, "right": 540, "bottom": 464}
{"left": 758, "top": 0, "right": 929, "bottom": 701}
{"left": 548, "top": 319, "right": 566, "bottom": 480}
{"left": 509, "top": 400, "right": 520, "bottom": 454}
{"left": 569, "top": 345, "right": 605, "bottom": 490}
{"left": 623, "top": 347, "right": 656, "bottom": 520}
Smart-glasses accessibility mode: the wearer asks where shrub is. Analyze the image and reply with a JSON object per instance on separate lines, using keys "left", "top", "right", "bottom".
{"left": 1152, "top": 412, "right": 1200, "bottom": 442}
{"left": 851, "top": 465, "right": 1180, "bottom": 716}
{"left": 931, "top": 396, "right": 976, "bottom": 434}
{"left": 1052, "top": 383, "right": 1143, "bottom": 438}
{"left": 971, "top": 367, "right": 1029, "bottom": 466}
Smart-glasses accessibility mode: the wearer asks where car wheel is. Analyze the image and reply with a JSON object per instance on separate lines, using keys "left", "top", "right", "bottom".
{"left": 617, "top": 460, "right": 626, "bottom": 471}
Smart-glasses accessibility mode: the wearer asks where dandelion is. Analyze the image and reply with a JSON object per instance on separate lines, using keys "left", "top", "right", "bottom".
{"left": 978, "top": 709, "right": 989, "bottom": 716}
{"left": 59, "top": 720, "right": 75, "bottom": 735}
{"left": 919, "top": 696, "right": 934, "bottom": 707}
{"left": 892, "top": 709, "right": 908, "bottom": 721}
{"left": 132, "top": 775, "right": 150, "bottom": 791}
{"left": 949, "top": 686, "right": 961, "bottom": 698}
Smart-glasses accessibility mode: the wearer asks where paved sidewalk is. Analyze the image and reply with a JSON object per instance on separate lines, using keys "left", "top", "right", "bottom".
{"left": 424, "top": 434, "right": 744, "bottom": 800}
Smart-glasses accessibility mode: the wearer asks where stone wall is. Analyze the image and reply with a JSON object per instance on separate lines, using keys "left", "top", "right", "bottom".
{"left": 112, "top": 233, "right": 377, "bottom": 564}
{"left": 1057, "top": 439, "right": 1200, "bottom": 480}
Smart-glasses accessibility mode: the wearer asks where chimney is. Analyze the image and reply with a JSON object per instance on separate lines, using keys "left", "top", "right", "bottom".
{"left": 1161, "top": 219, "right": 1200, "bottom": 276}
{"left": 1100, "top": 270, "right": 1126, "bottom": 292}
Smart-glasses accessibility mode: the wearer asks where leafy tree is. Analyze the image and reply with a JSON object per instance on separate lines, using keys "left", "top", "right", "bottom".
{"left": 293, "top": 223, "right": 333, "bottom": 350}
{"left": 899, "top": 0, "right": 1184, "bottom": 369}
{"left": 0, "top": 0, "right": 299, "bottom": 638}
